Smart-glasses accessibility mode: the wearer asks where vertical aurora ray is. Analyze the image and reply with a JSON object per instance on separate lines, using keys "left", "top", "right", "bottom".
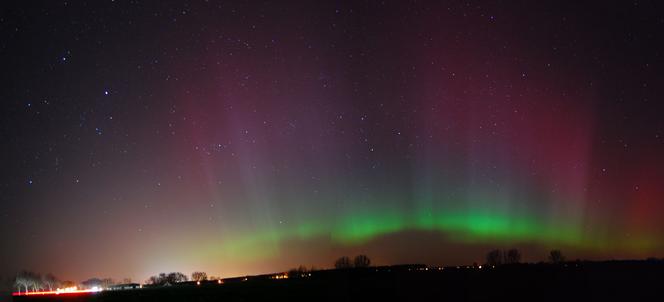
{"left": 184, "top": 36, "right": 664, "bottom": 269}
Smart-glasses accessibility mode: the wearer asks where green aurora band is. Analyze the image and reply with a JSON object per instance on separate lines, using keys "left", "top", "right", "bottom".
{"left": 209, "top": 203, "right": 659, "bottom": 262}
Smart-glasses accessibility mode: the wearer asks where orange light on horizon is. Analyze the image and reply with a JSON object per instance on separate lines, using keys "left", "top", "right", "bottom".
{"left": 271, "top": 273, "right": 289, "bottom": 280}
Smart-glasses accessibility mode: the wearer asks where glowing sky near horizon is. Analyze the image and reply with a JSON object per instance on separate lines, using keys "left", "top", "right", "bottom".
{"left": 1, "top": 1, "right": 664, "bottom": 283}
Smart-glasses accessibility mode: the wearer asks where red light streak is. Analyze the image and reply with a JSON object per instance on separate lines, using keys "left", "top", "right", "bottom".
{"left": 12, "top": 288, "right": 100, "bottom": 296}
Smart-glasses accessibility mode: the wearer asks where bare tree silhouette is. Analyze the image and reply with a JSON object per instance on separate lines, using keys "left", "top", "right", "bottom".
{"left": 28, "top": 272, "right": 42, "bottom": 292}
{"left": 14, "top": 271, "right": 32, "bottom": 293}
{"left": 42, "top": 273, "right": 58, "bottom": 291}
{"left": 191, "top": 272, "right": 208, "bottom": 282}
{"left": 334, "top": 256, "right": 352, "bottom": 269}
{"left": 147, "top": 272, "right": 186, "bottom": 286}
{"left": 353, "top": 255, "right": 371, "bottom": 268}
{"left": 506, "top": 249, "right": 522, "bottom": 264}
{"left": 151, "top": 274, "right": 166, "bottom": 286}
{"left": 147, "top": 274, "right": 164, "bottom": 286}
{"left": 486, "top": 249, "right": 503, "bottom": 266}
{"left": 549, "top": 250, "right": 565, "bottom": 264}
{"left": 167, "top": 272, "right": 188, "bottom": 284}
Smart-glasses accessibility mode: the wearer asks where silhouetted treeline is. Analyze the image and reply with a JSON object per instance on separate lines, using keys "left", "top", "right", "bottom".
{"left": 485, "top": 248, "right": 522, "bottom": 266}
{"left": 485, "top": 248, "right": 573, "bottom": 267}
{"left": 334, "top": 254, "right": 371, "bottom": 269}
{"left": 10, "top": 271, "right": 119, "bottom": 294}
{"left": 146, "top": 272, "right": 188, "bottom": 286}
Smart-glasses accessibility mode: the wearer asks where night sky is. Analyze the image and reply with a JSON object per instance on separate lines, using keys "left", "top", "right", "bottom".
{"left": 2, "top": 1, "right": 664, "bottom": 283}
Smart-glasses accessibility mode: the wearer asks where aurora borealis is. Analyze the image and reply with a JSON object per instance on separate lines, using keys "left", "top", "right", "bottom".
{"left": 2, "top": 1, "right": 664, "bottom": 284}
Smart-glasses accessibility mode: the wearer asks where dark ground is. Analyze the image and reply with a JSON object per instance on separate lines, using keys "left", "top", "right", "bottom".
{"left": 12, "top": 261, "right": 664, "bottom": 302}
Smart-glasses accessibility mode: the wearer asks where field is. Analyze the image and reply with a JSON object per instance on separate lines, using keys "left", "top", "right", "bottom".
{"left": 12, "top": 261, "right": 663, "bottom": 302}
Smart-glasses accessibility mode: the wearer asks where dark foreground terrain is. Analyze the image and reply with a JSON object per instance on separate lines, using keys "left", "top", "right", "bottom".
{"left": 13, "top": 261, "right": 664, "bottom": 302}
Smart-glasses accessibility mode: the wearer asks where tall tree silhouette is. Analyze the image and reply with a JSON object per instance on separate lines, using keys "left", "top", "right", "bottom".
{"left": 486, "top": 249, "right": 503, "bottom": 266}
{"left": 14, "top": 271, "right": 32, "bottom": 293}
{"left": 506, "top": 249, "right": 522, "bottom": 264}
{"left": 191, "top": 272, "right": 208, "bottom": 282}
{"left": 549, "top": 250, "right": 565, "bottom": 264}
{"left": 28, "top": 272, "right": 42, "bottom": 291}
{"left": 42, "top": 273, "right": 58, "bottom": 291}
{"left": 147, "top": 274, "right": 164, "bottom": 286}
{"left": 167, "top": 272, "right": 188, "bottom": 283}
{"left": 334, "top": 256, "right": 352, "bottom": 269}
{"left": 147, "top": 272, "right": 187, "bottom": 286}
{"left": 353, "top": 255, "right": 371, "bottom": 268}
